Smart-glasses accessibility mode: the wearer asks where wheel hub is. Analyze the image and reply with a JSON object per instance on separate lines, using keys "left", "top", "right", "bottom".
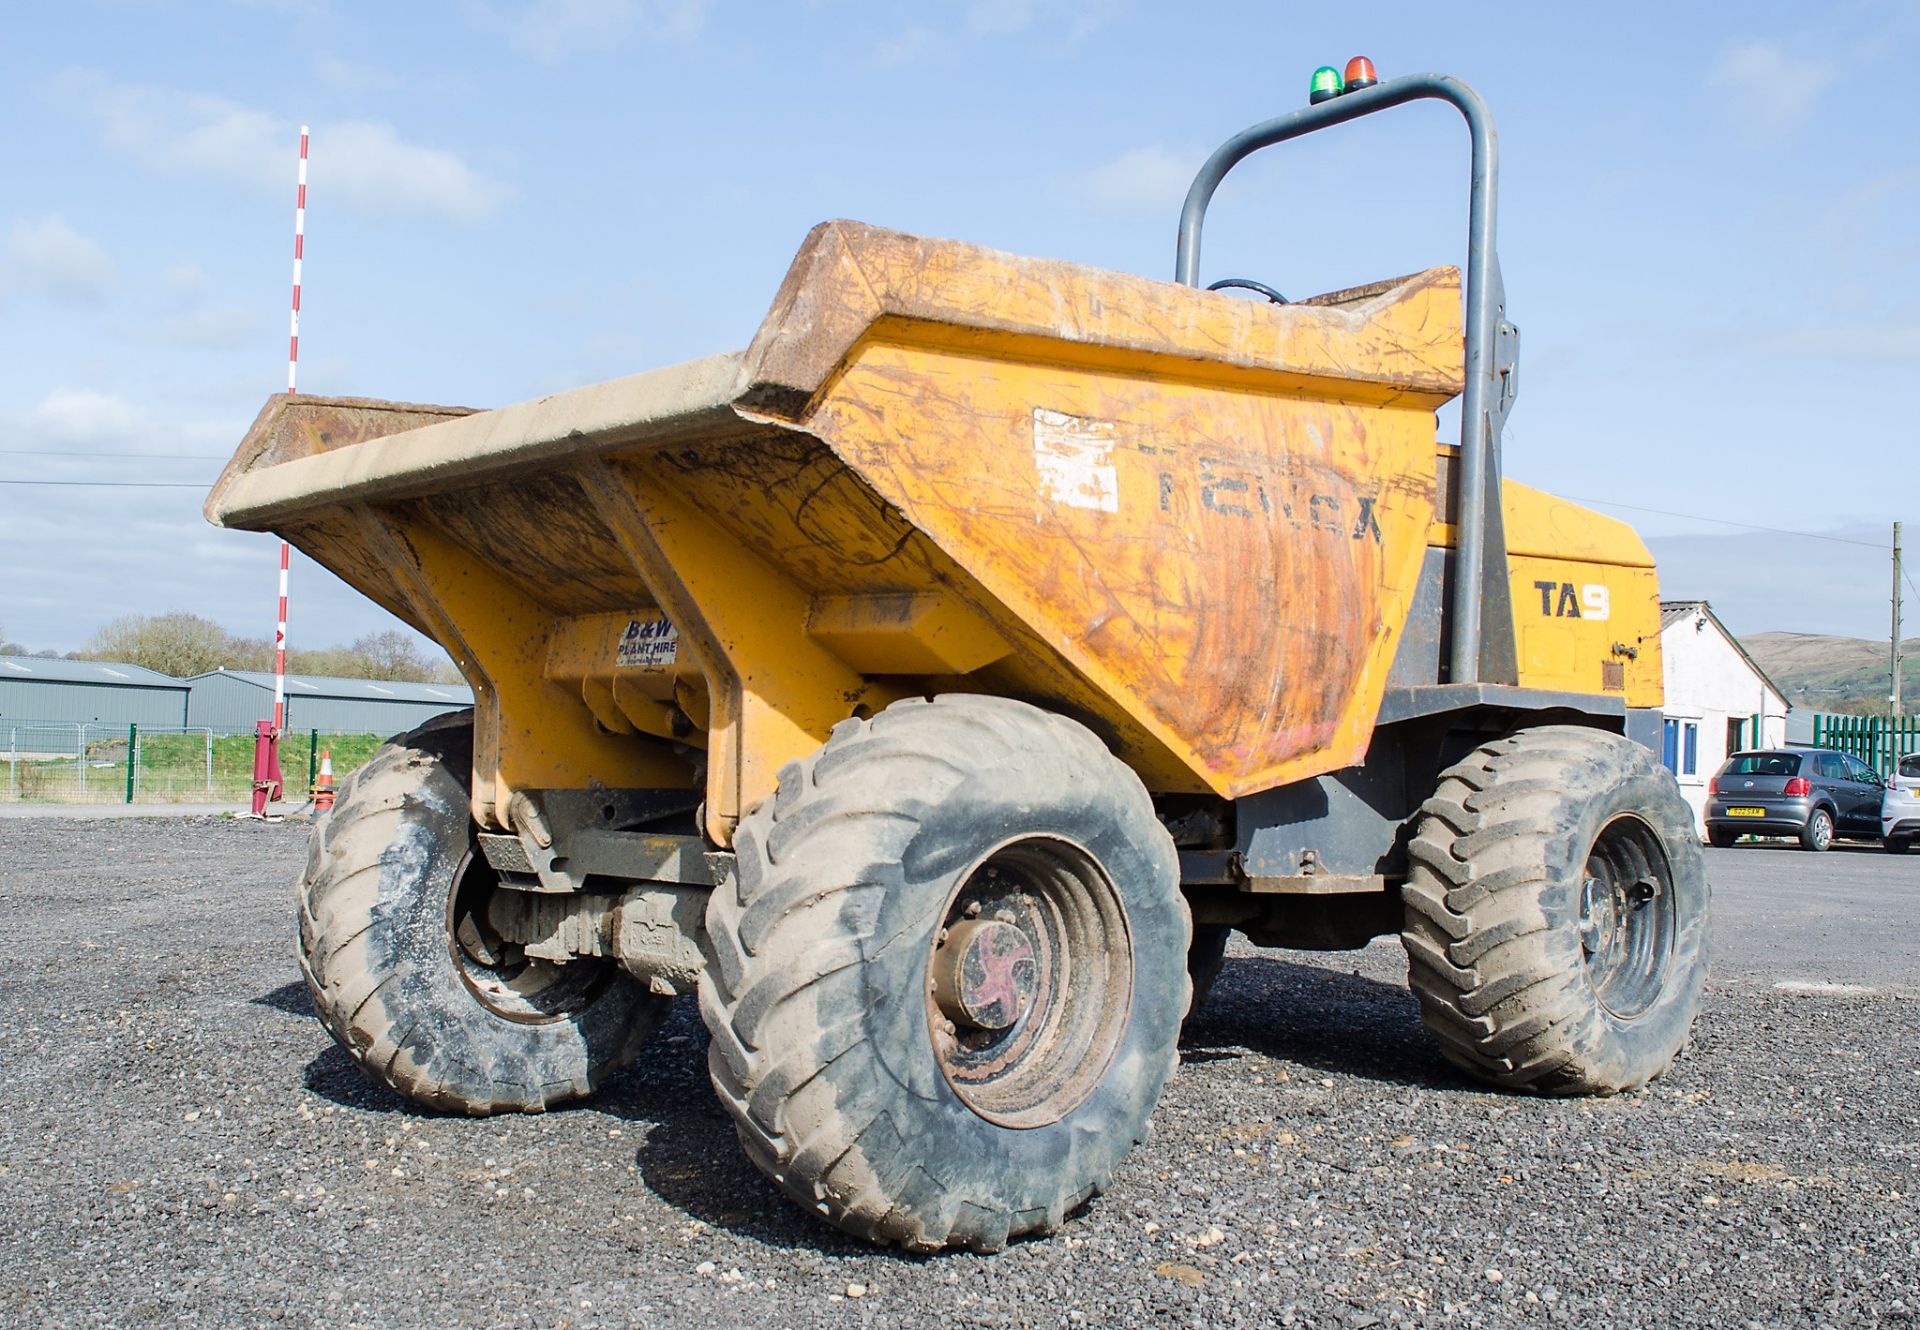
{"left": 1577, "top": 875, "right": 1612, "bottom": 954}
{"left": 1577, "top": 816, "right": 1678, "bottom": 1020}
{"left": 931, "top": 918, "right": 1038, "bottom": 1031}
{"left": 923, "top": 837, "right": 1132, "bottom": 1129}
{"left": 1579, "top": 874, "right": 1657, "bottom": 957}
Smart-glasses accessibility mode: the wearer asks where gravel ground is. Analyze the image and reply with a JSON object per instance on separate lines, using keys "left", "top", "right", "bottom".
{"left": 1, "top": 817, "right": 1915, "bottom": 1330}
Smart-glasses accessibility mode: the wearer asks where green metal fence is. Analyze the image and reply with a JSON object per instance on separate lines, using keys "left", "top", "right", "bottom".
{"left": 2, "top": 725, "right": 388, "bottom": 805}
{"left": 1810, "top": 714, "right": 1920, "bottom": 778}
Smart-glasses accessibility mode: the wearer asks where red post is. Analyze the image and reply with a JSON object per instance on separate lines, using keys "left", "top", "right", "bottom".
{"left": 249, "top": 719, "right": 283, "bottom": 817}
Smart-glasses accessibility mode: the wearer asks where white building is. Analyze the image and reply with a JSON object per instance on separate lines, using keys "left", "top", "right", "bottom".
{"left": 1658, "top": 600, "right": 1789, "bottom": 835}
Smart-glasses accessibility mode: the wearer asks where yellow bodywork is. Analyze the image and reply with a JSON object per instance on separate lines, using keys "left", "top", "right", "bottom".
{"left": 208, "top": 222, "right": 1661, "bottom": 845}
{"left": 1502, "top": 482, "right": 1662, "bottom": 705}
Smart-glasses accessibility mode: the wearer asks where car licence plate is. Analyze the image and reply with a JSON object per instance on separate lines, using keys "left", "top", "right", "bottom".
{"left": 1726, "top": 807, "right": 1766, "bottom": 817}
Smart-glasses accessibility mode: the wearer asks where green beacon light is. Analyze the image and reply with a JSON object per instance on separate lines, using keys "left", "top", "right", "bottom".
{"left": 1309, "top": 65, "right": 1343, "bottom": 105}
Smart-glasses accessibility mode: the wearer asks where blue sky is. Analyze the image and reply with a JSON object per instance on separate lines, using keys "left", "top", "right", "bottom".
{"left": 2, "top": 0, "right": 1916, "bottom": 652}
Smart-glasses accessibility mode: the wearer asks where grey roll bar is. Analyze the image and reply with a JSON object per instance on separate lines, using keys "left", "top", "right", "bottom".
{"left": 1174, "top": 73, "right": 1517, "bottom": 688}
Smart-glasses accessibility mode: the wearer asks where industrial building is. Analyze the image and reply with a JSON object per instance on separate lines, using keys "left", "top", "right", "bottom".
{"left": 0, "top": 656, "right": 190, "bottom": 729}
{"left": 183, "top": 670, "right": 473, "bottom": 735}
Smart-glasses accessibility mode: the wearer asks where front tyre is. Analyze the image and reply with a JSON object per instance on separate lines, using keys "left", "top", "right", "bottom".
{"left": 699, "top": 695, "right": 1188, "bottom": 1252}
{"left": 297, "top": 711, "right": 667, "bottom": 1113}
{"left": 1400, "top": 726, "right": 1709, "bottom": 1096}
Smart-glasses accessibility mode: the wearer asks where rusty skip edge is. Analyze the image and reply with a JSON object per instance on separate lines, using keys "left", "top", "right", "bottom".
{"left": 206, "top": 220, "right": 1463, "bottom": 533}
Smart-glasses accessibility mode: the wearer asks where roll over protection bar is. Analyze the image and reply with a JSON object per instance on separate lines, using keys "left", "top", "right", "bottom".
{"left": 1174, "top": 74, "right": 1519, "bottom": 686}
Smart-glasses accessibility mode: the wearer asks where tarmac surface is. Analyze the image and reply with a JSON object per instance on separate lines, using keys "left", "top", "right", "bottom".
{"left": 1, "top": 817, "right": 1914, "bottom": 1329}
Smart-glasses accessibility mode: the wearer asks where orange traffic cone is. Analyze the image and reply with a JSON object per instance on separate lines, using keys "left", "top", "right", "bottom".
{"left": 313, "top": 748, "right": 335, "bottom": 812}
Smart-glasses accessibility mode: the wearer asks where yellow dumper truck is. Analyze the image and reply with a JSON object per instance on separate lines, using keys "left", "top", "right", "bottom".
{"left": 209, "top": 71, "right": 1706, "bottom": 1252}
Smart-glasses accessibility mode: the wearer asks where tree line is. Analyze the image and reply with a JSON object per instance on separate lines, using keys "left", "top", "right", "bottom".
{"left": 1, "top": 613, "right": 464, "bottom": 684}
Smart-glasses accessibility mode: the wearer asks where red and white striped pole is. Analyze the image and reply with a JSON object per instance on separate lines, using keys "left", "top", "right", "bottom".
{"left": 288, "top": 123, "right": 306, "bottom": 394}
{"left": 249, "top": 124, "right": 304, "bottom": 817}
{"left": 273, "top": 541, "right": 289, "bottom": 732}
{"left": 275, "top": 123, "right": 306, "bottom": 735}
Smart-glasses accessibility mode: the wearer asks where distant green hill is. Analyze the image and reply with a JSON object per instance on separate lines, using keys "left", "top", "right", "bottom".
{"left": 1743, "top": 632, "right": 1920, "bottom": 715}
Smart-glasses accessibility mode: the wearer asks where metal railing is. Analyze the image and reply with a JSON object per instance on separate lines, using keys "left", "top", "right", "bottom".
{"left": 1811, "top": 713, "right": 1920, "bottom": 779}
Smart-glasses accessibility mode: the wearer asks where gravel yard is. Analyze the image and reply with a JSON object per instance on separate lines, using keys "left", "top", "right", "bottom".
{"left": 1, "top": 817, "right": 1915, "bottom": 1329}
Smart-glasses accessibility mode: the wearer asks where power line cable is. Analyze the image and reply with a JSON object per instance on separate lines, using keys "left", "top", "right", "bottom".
{"left": 1561, "top": 495, "right": 1890, "bottom": 549}
{"left": 0, "top": 449, "right": 226, "bottom": 460}
{"left": 0, "top": 479, "right": 207, "bottom": 488}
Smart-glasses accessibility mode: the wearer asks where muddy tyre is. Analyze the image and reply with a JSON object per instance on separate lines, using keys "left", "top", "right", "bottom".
{"left": 1400, "top": 725, "right": 1708, "bottom": 1096}
{"left": 297, "top": 711, "right": 666, "bottom": 1114}
{"left": 699, "top": 695, "right": 1187, "bottom": 1252}
{"left": 1186, "top": 924, "right": 1232, "bottom": 1020}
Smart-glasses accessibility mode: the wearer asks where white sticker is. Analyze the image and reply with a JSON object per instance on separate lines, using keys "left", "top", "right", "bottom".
{"left": 1032, "top": 407, "right": 1118, "bottom": 513}
{"left": 616, "top": 616, "right": 679, "bottom": 668}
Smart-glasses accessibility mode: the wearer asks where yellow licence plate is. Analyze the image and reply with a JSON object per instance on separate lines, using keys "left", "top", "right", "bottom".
{"left": 1727, "top": 807, "right": 1767, "bottom": 817}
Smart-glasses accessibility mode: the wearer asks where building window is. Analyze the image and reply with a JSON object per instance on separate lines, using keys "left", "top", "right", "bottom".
{"left": 1662, "top": 718, "right": 1699, "bottom": 777}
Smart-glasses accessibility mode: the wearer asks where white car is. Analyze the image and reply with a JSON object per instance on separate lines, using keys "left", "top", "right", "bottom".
{"left": 1885, "top": 752, "right": 1920, "bottom": 854}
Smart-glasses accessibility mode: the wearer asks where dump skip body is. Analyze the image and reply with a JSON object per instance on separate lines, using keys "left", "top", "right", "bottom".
{"left": 210, "top": 222, "right": 1480, "bottom": 841}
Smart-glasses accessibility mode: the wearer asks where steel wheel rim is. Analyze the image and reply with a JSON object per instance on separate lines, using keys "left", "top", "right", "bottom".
{"left": 925, "top": 836, "right": 1133, "bottom": 1129}
{"left": 447, "top": 848, "right": 611, "bottom": 1024}
{"left": 1576, "top": 815, "right": 1677, "bottom": 1020}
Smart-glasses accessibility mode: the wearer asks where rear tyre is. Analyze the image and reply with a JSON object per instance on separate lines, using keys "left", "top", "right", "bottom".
{"left": 1886, "top": 837, "right": 1912, "bottom": 856}
{"left": 699, "top": 695, "right": 1187, "bottom": 1251}
{"left": 1800, "top": 807, "right": 1835, "bottom": 853}
{"left": 298, "top": 711, "right": 667, "bottom": 1113}
{"left": 1400, "top": 726, "right": 1708, "bottom": 1096}
{"left": 1706, "top": 826, "right": 1737, "bottom": 849}
{"left": 1185, "top": 924, "right": 1233, "bottom": 1021}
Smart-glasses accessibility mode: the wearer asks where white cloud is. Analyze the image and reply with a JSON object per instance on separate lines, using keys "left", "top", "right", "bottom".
{"left": 1708, "top": 40, "right": 1834, "bottom": 137}
{"left": 508, "top": 0, "right": 709, "bottom": 61}
{"left": 872, "top": 26, "right": 933, "bottom": 69}
{"left": 967, "top": 0, "right": 1033, "bottom": 35}
{"left": 48, "top": 69, "right": 511, "bottom": 224}
{"left": 1, "top": 215, "right": 116, "bottom": 304}
{"left": 1737, "top": 322, "right": 1920, "bottom": 368}
{"left": 157, "top": 305, "right": 269, "bottom": 351}
{"left": 161, "top": 261, "right": 210, "bottom": 300}
{"left": 26, "top": 389, "right": 143, "bottom": 444}
{"left": 1840, "top": 165, "right": 1920, "bottom": 211}
{"left": 1081, "top": 146, "right": 1195, "bottom": 211}
{"left": 311, "top": 51, "right": 405, "bottom": 94}
{"left": 966, "top": 0, "right": 1115, "bottom": 40}
{"left": 224, "top": 0, "right": 332, "bottom": 13}
{"left": 321, "top": 121, "right": 512, "bottom": 223}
